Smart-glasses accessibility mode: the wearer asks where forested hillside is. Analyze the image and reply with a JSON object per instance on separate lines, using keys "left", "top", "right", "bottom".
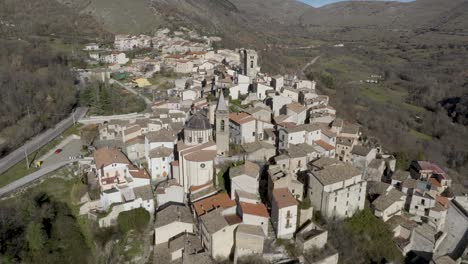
{"left": 0, "top": 0, "right": 109, "bottom": 157}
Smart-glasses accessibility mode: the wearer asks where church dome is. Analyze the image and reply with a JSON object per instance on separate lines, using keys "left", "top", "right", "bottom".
{"left": 186, "top": 113, "right": 211, "bottom": 130}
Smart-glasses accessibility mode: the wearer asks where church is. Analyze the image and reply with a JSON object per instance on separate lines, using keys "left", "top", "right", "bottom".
{"left": 172, "top": 92, "right": 230, "bottom": 193}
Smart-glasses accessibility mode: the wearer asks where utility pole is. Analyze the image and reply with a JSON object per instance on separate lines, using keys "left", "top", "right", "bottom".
{"left": 24, "top": 146, "right": 29, "bottom": 169}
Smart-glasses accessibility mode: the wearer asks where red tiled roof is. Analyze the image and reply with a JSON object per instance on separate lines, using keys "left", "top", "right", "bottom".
{"left": 416, "top": 161, "right": 445, "bottom": 175}
{"left": 190, "top": 182, "right": 212, "bottom": 192}
{"left": 273, "top": 188, "right": 298, "bottom": 208}
{"left": 192, "top": 193, "right": 236, "bottom": 217}
{"left": 240, "top": 202, "right": 269, "bottom": 218}
{"left": 94, "top": 147, "right": 130, "bottom": 169}
{"left": 129, "top": 166, "right": 149, "bottom": 179}
{"left": 429, "top": 177, "right": 442, "bottom": 188}
{"left": 229, "top": 112, "right": 256, "bottom": 125}
{"left": 224, "top": 214, "right": 242, "bottom": 225}
{"left": 101, "top": 176, "right": 118, "bottom": 185}
{"left": 315, "top": 140, "right": 335, "bottom": 151}
{"left": 436, "top": 195, "right": 449, "bottom": 208}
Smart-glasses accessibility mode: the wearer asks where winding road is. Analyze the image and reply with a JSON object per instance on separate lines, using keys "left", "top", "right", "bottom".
{"left": 0, "top": 107, "right": 88, "bottom": 176}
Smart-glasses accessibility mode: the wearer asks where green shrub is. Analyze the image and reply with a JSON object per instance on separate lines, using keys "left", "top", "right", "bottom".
{"left": 117, "top": 208, "right": 150, "bottom": 234}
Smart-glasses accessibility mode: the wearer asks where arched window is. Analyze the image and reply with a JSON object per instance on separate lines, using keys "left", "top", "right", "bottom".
{"left": 220, "top": 120, "right": 225, "bottom": 132}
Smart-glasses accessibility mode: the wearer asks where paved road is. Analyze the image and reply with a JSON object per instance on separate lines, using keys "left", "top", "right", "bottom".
{"left": 110, "top": 79, "right": 152, "bottom": 111}
{"left": 0, "top": 107, "right": 88, "bottom": 175}
{"left": 0, "top": 160, "right": 78, "bottom": 197}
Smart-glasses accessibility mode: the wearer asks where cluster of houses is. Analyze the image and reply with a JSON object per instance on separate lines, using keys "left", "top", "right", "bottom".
{"left": 77, "top": 28, "right": 468, "bottom": 264}
{"left": 81, "top": 28, "right": 232, "bottom": 87}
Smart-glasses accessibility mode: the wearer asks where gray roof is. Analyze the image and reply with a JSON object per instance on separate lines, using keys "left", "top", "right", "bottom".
{"left": 392, "top": 171, "right": 410, "bottom": 182}
{"left": 341, "top": 123, "right": 360, "bottom": 134}
{"left": 282, "top": 123, "right": 320, "bottom": 134}
{"left": 372, "top": 189, "right": 404, "bottom": 211}
{"left": 312, "top": 163, "right": 362, "bottom": 185}
{"left": 336, "top": 136, "right": 355, "bottom": 147}
{"left": 229, "top": 161, "right": 260, "bottom": 179}
{"left": 432, "top": 256, "right": 457, "bottom": 264}
{"left": 309, "top": 157, "right": 341, "bottom": 170}
{"left": 414, "top": 224, "right": 436, "bottom": 243}
{"left": 155, "top": 204, "right": 193, "bottom": 228}
{"left": 146, "top": 130, "right": 177, "bottom": 143}
{"left": 236, "top": 224, "right": 265, "bottom": 239}
{"left": 286, "top": 143, "right": 316, "bottom": 158}
{"left": 368, "top": 181, "right": 392, "bottom": 195}
{"left": 241, "top": 141, "right": 275, "bottom": 153}
{"left": 351, "top": 145, "right": 372, "bottom": 156}
{"left": 368, "top": 158, "right": 384, "bottom": 169}
{"left": 185, "top": 113, "right": 211, "bottom": 130}
{"left": 133, "top": 185, "right": 154, "bottom": 201}
{"left": 200, "top": 209, "right": 229, "bottom": 234}
{"left": 149, "top": 146, "right": 173, "bottom": 158}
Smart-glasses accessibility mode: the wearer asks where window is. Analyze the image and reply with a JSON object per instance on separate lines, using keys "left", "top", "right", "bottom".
{"left": 421, "top": 199, "right": 425, "bottom": 205}
{"left": 298, "top": 160, "right": 301, "bottom": 167}
{"left": 252, "top": 132, "right": 256, "bottom": 136}
{"left": 162, "top": 157, "right": 165, "bottom": 161}
{"left": 198, "top": 137, "right": 203, "bottom": 143}
{"left": 347, "top": 193, "right": 349, "bottom": 198}
{"left": 189, "top": 137, "right": 192, "bottom": 143}
{"left": 250, "top": 60, "right": 254, "bottom": 68}
{"left": 220, "top": 120, "right": 225, "bottom": 131}
{"left": 415, "top": 206, "right": 418, "bottom": 209}
{"left": 335, "top": 197, "right": 337, "bottom": 202}
{"left": 200, "top": 163, "right": 206, "bottom": 168}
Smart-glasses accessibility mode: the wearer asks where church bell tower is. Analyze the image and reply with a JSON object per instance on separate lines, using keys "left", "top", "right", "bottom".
{"left": 215, "top": 91, "right": 229, "bottom": 156}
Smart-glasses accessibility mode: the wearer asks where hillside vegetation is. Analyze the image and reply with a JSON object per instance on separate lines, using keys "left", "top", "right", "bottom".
{"left": 0, "top": 0, "right": 108, "bottom": 158}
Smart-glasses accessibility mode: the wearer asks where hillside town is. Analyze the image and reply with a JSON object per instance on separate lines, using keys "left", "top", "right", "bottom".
{"left": 69, "top": 28, "right": 468, "bottom": 264}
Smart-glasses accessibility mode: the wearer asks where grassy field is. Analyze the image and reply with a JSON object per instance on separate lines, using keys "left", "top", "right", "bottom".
{"left": 0, "top": 124, "right": 82, "bottom": 188}
{"left": 409, "top": 129, "right": 433, "bottom": 141}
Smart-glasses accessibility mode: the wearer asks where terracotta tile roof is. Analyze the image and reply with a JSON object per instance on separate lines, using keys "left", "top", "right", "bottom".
{"left": 273, "top": 188, "right": 298, "bottom": 208}
{"left": 94, "top": 147, "right": 130, "bottom": 169}
{"left": 429, "top": 177, "right": 442, "bottom": 188}
{"left": 192, "top": 193, "right": 236, "bottom": 217}
{"left": 101, "top": 176, "right": 118, "bottom": 185}
{"left": 129, "top": 166, "right": 150, "bottom": 179}
{"left": 224, "top": 214, "right": 243, "bottom": 225}
{"left": 314, "top": 140, "right": 335, "bottom": 151}
{"left": 415, "top": 161, "right": 446, "bottom": 175}
{"left": 436, "top": 195, "right": 449, "bottom": 208}
{"left": 230, "top": 112, "right": 256, "bottom": 125}
{"left": 240, "top": 202, "right": 269, "bottom": 218}
{"left": 190, "top": 182, "right": 212, "bottom": 192}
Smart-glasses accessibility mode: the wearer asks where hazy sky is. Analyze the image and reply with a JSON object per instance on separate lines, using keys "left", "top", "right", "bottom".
{"left": 299, "top": 0, "right": 415, "bottom": 7}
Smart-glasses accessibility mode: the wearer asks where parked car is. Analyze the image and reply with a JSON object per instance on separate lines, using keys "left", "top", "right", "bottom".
{"left": 54, "top": 149, "right": 62, "bottom": 154}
